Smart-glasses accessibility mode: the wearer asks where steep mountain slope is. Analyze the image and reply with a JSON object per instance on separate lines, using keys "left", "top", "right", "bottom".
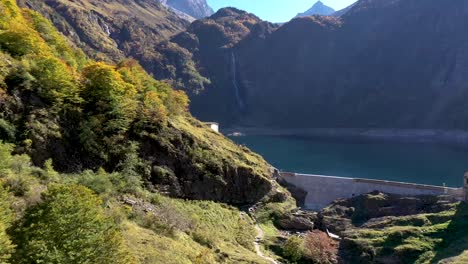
{"left": 18, "top": 0, "right": 210, "bottom": 92}
{"left": 0, "top": 0, "right": 274, "bottom": 204}
{"left": 185, "top": 0, "right": 468, "bottom": 130}
{"left": 172, "top": 8, "right": 280, "bottom": 125}
{"left": 161, "top": 0, "right": 214, "bottom": 19}
{"left": 332, "top": 2, "right": 357, "bottom": 17}
{"left": 0, "top": 1, "right": 300, "bottom": 262}
{"left": 296, "top": 1, "right": 335, "bottom": 17}
{"left": 1, "top": 1, "right": 465, "bottom": 263}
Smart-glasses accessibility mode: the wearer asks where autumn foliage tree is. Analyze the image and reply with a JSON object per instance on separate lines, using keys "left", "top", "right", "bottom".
{"left": 302, "top": 231, "right": 338, "bottom": 264}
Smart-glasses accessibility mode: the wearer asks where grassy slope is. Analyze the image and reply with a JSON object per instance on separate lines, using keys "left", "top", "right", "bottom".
{"left": 122, "top": 197, "right": 270, "bottom": 264}
{"left": 170, "top": 116, "right": 270, "bottom": 176}
{"left": 0, "top": 0, "right": 281, "bottom": 262}
{"left": 342, "top": 200, "right": 468, "bottom": 264}
{"left": 0, "top": 140, "right": 271, "bottom": 263}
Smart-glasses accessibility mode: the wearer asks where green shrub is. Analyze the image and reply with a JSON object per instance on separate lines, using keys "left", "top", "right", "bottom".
{"left": 0, "top": 29, "right": 41, "bottom": 57}
{"left": 0, "top": 184, "right": 14, "bottom": 263}
{"left": 0, "top": 119, "right": 15, "bottom": 141}
{"left": 191, "top": 231, "right": 215, "bottom": 248}
{"left": 130, "top": 211, "right": 177, "bottom": 237}
{"left": 283, "top": 236, "right": 304, "bottom": 263}
{"left": 74, "top": 169, "right": 115, "bottom": 195}
{"left": 13, "top": 184, "right": 132, "bottom": 264}
{"left": 1, "top": 174, "right": 31, "bottom": 197}
{"left": 0, "top": 142, "right": 13, "bottom": 173}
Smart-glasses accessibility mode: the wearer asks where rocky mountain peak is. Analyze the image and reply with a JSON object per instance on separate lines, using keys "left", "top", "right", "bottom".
{"left": 296, "top": 0, "right": 336, "bottom": 17}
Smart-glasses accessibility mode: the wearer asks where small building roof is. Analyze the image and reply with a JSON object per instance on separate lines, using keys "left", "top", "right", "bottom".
{"left": 203, "top": 122, "right": 219, "bottom": 125}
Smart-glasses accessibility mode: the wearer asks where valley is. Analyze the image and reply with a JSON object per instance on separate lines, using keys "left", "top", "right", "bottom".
{"left": 0, "top": 0, "right": 467, "bottom": 263}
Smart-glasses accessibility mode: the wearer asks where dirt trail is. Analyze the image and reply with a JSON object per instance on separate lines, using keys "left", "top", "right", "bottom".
{"left": 254, "top": 224, "right": 280, "bottom": 264}
{"left": 239, "top": 211, "right": 280, "bottom": 264}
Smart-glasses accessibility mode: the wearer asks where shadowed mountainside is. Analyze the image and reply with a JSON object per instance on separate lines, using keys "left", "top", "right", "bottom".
{"left": 176, "top": 0, "right": 468, "bottom": 130}
{"left": 19, "top": 0, "right": 468, "bottom": 131}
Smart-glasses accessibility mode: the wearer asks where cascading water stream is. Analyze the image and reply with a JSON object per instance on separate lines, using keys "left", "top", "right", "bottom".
{"left": 231, "top": 52, "right": 245, "bottom": 110}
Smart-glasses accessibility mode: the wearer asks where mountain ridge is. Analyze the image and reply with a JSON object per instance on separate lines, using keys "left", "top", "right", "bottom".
{"left": 1, "top": 1, "right": 468, "bottom": 263}
{"left": 18, "top": 0, "right": 211, "bottom": 93}
{"left": 183, "top": 0, "right": 468, "bottom": 130}
{"left": 295, "top": 1, "right": 335, "bottom": 17}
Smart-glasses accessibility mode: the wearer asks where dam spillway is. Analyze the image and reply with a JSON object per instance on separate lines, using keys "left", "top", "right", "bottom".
{"left": 279, "top": 172, "right": 466, "bottom": 210}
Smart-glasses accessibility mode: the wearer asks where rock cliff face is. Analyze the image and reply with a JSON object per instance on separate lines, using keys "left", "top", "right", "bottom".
{"left": 137, "top": 117, "right": 274, "bottom": 204}
{"left": 182, "top": 0, "right": 468, "bottom": 130}
{"left": 172, "top": 8, "right": 279, "bottom": 125}
{"left": 163, "top": 0, "right": 214, "bottom": 19}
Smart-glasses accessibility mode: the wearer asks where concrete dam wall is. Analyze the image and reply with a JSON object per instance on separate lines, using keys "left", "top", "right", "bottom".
{"left": 280, "top": 172, "right": 465, "bottom": 210}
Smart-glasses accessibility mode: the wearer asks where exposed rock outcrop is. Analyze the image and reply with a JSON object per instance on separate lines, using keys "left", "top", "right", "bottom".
{"left": 275, "top": 215, "right": 314, "bottom": 231}
{"left": 317, "top": 191, "right": 457, "bottom": 234}
{"left": 161, "top": 0, "right": 214, "bottom": 19}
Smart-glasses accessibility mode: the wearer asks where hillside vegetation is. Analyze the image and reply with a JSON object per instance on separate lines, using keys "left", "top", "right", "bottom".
{"left": 0, "top": 0, "right": 290, "bottom": 262}
{"left": 0, "top": 0, "right": 274, "bottom": 204}
{"left": 18, "top": 0, "right": 210, "bottom": 93}
{"left": 1, "top": 0, "right": 467, "bottom": 263}
{"left": 321, "top": 192, "right": 468, "bottom": 264}
{"left": 21, "top": 0, "right": 468, "bottom": 130}
{"left": 0, "top": 141, "right": 274, "bottom": 263}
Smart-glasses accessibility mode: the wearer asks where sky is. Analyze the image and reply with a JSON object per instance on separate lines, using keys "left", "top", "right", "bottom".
{"left": 206, "top": 0, "right": 357, "bottom": 22}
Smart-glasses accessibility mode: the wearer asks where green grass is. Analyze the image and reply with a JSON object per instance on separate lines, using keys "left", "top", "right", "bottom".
{"left": 121, "top": 195, "right": 270, "bottom": 263}
{"left": 344, "top": 203, "right": 468, "bottom": 264}
{"left": 170, "top": 116, "right": 271, "bottom": 177}
{"left": 123, "top": 221, "right": 211, "bottom": 264}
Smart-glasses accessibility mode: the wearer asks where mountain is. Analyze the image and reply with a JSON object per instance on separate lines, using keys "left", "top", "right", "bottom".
{"left": 0, "top": 1, "right": 297, "bottom": 262}
{"left": 332, "top": 2, "right": 357, "bottom": 17}
{"left": 182, "top": 0, "right": 468, "bottom": 130}
{"left": 1, "top": 1, "right": 467, "bottom": 263}
{"left": 295, "top": 1, "right": 335, "bottom": 17}
{"left": 18, "top": 0, "right": 210, "bottom": 93}
{"left": 161, "top": 0, "right": 214, "bottom": 19}
{"left": 171, "top": 8, "right": 280, "bottom": 125}
{"left": 1, "top": 0, "right": 276, "bottom": 204}
{"left": 31, "top": 0, "right": 468, "bottom": 131}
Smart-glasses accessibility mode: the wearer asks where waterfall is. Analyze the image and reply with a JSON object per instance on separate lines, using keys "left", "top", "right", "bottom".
{"left": 103, "top": 23, "right": 111, "bottom": 36}
{"left": 230, "top": 52, "right": 245, "bottom": 110}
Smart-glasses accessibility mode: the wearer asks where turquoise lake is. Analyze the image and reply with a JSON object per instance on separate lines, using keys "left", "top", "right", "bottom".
{"left": 229, "top": 135, "right": 468, "bottom": 187}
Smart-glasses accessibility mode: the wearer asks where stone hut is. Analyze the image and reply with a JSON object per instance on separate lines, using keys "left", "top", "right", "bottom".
{"left": 204, "top": 122, "right": 219, "bottom": 133}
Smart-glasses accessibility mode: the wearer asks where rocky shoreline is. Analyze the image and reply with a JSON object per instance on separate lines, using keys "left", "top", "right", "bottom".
{"left": 223, "top": 128, "right": 468, "bottom": 147}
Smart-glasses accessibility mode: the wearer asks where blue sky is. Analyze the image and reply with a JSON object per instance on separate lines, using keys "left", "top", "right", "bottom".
{"left": 206, "top": 0, "right": 357, "bottom": 22}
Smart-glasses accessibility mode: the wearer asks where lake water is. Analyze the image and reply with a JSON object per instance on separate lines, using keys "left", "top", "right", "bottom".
{"left": 229, "top": 135, "right": 468, "bottom": 187}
